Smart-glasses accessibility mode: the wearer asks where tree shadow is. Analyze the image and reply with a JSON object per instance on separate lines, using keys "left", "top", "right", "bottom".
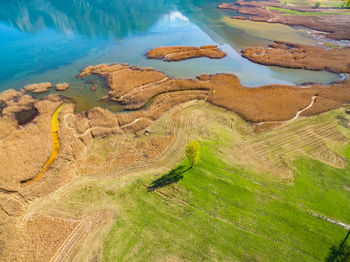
{"left": 325, "top": 230, "right": 350, "bottom": 262}
{"left": 147, "top": 165, "right": 191, "bottom": 191}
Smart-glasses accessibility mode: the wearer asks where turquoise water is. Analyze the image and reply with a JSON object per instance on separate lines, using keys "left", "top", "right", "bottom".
{"left": 0, "top": 0, "right": 341, "bottom": 111}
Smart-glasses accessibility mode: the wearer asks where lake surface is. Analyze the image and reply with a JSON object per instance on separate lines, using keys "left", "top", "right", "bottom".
{"left": 0, "top": 0, "right": 341, "bottom": 111}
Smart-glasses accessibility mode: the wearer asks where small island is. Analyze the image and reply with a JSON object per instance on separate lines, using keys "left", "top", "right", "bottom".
{"left": 55, "top": 82, "right": 70, "bottom": 91}
{"left": 24, "top": 82, "right": 53, "bottom": 93}
{"left": 147, "top": 45, "right": 226, "bottom": 61}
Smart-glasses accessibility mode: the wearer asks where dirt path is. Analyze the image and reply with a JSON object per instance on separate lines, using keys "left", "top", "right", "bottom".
{"left": 257, "top": 95, "right": 317, "bottom": 126}
{"left": 290, "top": 95, "right": 317, "bottom": 121}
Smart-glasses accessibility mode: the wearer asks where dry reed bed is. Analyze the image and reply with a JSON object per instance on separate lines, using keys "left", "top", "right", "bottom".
{"left": 147, "top": 45, "right": 226, "bottom": 61}
{"left": 242, "top": 41, "right": 350, "bottom": 74}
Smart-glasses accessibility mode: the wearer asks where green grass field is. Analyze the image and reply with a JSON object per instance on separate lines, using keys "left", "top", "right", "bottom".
{"left": 57, "top": 105, "right": 350, "bottom": 261}
{"left": 100, "top": 145, "right": 349, "bottom": 261}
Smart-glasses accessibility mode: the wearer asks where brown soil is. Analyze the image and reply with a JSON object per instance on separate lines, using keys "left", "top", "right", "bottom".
{"left": 56, "top": 82, "right": 70, "bottom": 91}
{"left": 147, "top": 45, "right": 226, "bottom": 61}
{"left": 218, "top": 0, "right": 350, "bottom": 40}
{"left": 242, "top": 41, "right": 350, "bottom": 74}
{"left": 24, "top": 82, "right": 53, "bottom": 93}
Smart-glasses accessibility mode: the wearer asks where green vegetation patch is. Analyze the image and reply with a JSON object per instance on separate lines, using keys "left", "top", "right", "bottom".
{"left": 55, "top": 106, "right": 350, "bottom": 261}
{"left": 102, "top": 142, "right": 350, "bottom": 261}
{"left": 268, "top": 6, "right": 341, "bottom": 15}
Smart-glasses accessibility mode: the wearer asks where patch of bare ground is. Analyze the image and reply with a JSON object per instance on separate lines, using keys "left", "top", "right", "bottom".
{"left": 147, "top": 45, "right": 226, "bottom": 61}
{"left": 218, "top": 0, "right": 350, "bottom": 40}
{"left": 242, "top": 41, "right": 350, "bottom": 74}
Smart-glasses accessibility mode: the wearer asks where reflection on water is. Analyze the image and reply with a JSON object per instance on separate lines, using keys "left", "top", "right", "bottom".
{"left": 0, "top": 0, "right": 342, "bottom": 111}
{"left": 0, "top": 0, "right": 170, "bottom": 36}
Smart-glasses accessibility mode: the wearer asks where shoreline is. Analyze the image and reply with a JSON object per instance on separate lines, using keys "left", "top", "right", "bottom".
{"left": 241, "top": 41, "right": 350, "bottom": 75}
{"left": 1, "top": 1, "right": 350, "bottom": 260}
{"left": 218, "top": 0, "right": 350, "bottom": 41}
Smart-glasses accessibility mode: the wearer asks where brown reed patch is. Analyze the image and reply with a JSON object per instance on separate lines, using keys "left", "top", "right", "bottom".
{"left": 147, "top": 45, "right": 226, "bottom": 61}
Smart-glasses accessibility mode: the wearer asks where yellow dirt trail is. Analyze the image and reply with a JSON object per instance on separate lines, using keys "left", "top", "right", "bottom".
{"left": 22, "top": 103, "right": 65, "bottom": 184}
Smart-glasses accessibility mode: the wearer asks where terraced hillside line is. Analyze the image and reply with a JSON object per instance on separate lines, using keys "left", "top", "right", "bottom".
{"left": 60, "top": 101, "right": 195, "bottom": 181}
{"left": 50, "top": 220, "right": 85, "bottom": 262}
{"left": 235, "top": 114, "right": 348, "bottom": 177}
{"left": 63, "top": 114, "right": 120, "bottom": 139}
{"left": 21, "top": 103, "right": 65, "bottom": 185}
{"left": 49, "top": 215, "right": 102, "bottom": 262}
{"left": 94, "top": 100, "right": 201, "bottom": 180}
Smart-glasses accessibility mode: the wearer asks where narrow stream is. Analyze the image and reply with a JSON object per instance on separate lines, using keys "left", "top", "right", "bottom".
{"left": 21, "top": 103, "right": 65, "bottom": 184}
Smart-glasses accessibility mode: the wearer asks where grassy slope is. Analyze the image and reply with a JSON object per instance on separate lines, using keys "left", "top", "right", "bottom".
{"left": 51, "top": 105, "right": 350, "bottom": 261}
{"left": 99, "top": 111, "right": 350, "bottom": 261}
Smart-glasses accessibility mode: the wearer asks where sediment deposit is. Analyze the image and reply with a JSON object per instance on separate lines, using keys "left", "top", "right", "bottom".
{"left": 147, "top": 45, "right": 226, "bottom": 61}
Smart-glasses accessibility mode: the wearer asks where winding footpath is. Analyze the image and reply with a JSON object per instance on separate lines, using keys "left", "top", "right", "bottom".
{"left": 289, "top": 96, "right": 317, "bottom": 121}
{"left": 257, "top": 95, "right": 317, "bottom": 126}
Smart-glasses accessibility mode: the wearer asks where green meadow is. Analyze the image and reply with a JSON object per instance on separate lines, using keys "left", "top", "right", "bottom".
{"left": 101, "top": 116, "right": 350, "bottom": 261}
{"left": 62, "top": 105, "right": 350, "bottom": 261}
